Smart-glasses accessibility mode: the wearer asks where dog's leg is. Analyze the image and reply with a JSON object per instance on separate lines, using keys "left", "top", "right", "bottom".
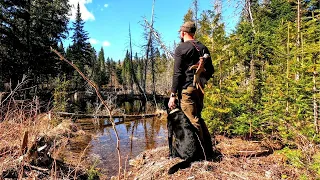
{"left": 167, "top": 117, "right": 174, "bottom": 158}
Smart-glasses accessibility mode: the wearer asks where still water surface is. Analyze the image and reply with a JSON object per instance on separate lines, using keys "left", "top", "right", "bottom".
{"left": 81, "top": 117, "right": 168, "bottom": 177}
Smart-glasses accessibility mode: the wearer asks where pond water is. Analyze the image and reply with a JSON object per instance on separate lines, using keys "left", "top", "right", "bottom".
{"left": 80, "top": 117, "right": 168, "bottom": 177}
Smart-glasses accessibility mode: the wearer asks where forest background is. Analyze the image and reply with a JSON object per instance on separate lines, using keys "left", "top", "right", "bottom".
{"left": 1, "top": 0, "right": 320, "bottom": 178}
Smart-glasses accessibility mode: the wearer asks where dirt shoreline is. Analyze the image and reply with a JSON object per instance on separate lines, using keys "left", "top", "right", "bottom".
{"left": 126, "top": 136, "right": 299, "bottom": 180}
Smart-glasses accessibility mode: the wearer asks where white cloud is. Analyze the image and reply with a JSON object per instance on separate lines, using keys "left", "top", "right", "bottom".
{"left": 87, "top": 39, "right": 110, "bottom": 47}
{"left": 103, "top": 41, "right": 111, "bottom": 47}
{"left": 68, "top": 0, "right": 95, "bottom": 21}
{"left": 89, "top": 38, "right": 98, "bottom": 44}
{"left": 104, "top": 4, "right": 109, "bottom": 8}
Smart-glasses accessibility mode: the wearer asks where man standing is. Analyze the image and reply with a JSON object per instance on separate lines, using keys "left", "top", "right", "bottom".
{"left": 168, "top": 21, "right": 214, "bottom": 158}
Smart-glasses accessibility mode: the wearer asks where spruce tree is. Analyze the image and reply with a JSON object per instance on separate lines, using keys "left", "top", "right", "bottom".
{"left": 69, "top": 3, "right": 92, "bottom": 90}
{"left": 183, "top": 8, "right": 195, "bottom": 23}
{"left": 97, "top": 47, "right": 107, "bottom": 87}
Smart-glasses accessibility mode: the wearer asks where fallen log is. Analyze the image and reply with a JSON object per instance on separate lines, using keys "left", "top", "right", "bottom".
{"left": 55, "top": 112, "right": 161, "bottom": 119}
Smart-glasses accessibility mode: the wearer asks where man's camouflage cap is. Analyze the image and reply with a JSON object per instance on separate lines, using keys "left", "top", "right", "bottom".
{"left": 179, "top": 21, "right": 196, "bottom": 33}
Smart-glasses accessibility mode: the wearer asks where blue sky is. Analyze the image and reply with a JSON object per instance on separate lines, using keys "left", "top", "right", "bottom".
{"left": 65, "top": 0, "right": 241, "bottom": 61}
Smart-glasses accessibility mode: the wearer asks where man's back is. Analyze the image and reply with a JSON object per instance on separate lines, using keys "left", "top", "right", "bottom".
{"left": 172, "top": 40, "right": 214, "bottom": 92}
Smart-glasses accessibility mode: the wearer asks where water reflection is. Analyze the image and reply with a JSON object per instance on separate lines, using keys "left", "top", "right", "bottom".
{"left": 86, "top": 117, "right": 168, "bottom": 177}
{"left": 121, "top": 100, "right": 164, "bottom": 114}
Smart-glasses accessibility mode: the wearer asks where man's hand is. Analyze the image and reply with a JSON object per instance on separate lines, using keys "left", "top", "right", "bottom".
{"left": 168, "top": 96, "right": 176, "bottom": 109}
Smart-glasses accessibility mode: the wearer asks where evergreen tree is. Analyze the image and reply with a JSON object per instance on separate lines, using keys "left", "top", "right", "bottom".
{"left": 106, "top": 57, "right": 112, "bottom": 86}
{"left": 134, "top": 53, "right": 143, "bottom": 86}
{"left": 183, "top": 8, "right": 195, "bottom": 23}
{"left": 121, "top": 50, "right": 132, "bottom": 92}
{"left": 116, "top": 60, "right": 124, "bottom": 85}
{"left": 69, "top": 3, "right": 92, "bottom": 90}
{"left": 97, "top": 47, "right": 107, "bottom": 87}
{"left": 0, "top": 0, "right": 70, "bottom": 93}
{"left": 199, "top": 0, "right": 320, "bottom": 142}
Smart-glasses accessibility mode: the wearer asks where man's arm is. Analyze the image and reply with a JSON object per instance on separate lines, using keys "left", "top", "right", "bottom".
{"left": 169, "top": 47, "right": 183, "bottom": 109}
{"left": 171, "top": 47, "right": 183, "bottom": 93}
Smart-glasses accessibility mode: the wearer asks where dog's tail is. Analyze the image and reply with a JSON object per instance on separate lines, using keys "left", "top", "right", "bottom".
{"left": 168, "top": 159, "right": 192, "bottom": 174}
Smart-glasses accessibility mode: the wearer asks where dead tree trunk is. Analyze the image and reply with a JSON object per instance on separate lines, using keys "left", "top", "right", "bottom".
{"left": 143, "top": 19, "right": 174, "bottom": 59}
{"left": 145, "top": 0, "right": 157, "bottom": 107}
{"left": 128, "top": 24, "right": 147, "bottom": 102}
{"left": 193, "top": 0, "right": 199, "bottom": 28}
{"left": 245, "top": 0, "right": 259, "bottom": 138}
{"left": 312, "top": 12, "right": 319, "bottom": 133}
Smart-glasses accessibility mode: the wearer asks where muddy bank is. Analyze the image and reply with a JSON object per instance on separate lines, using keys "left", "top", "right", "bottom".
{"left": 127, "top": 136, "right": 302, "bottom": 180}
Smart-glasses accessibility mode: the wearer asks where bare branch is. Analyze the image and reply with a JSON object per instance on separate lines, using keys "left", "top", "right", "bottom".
{"left": 50, "top": 47, "right": 123, "bottom": 179}
{"left": 143, "top": 18, "right": 174, "bottom": 59}
{"left": 0, "top": 75, "right": 28, "bottom": 105}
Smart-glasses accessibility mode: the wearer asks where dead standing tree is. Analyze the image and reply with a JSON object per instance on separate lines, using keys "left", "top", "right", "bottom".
{"left": 128, "top": 24, "right": 148, "bottom": 108}
{"left": 143, "top": 0, "right": 158, "bottom": 108}
{"left": 143, "top": 19, "right": 174, "bottom": 59}
{"left": 143, "top": 11, "right": 177, "bottom": 96}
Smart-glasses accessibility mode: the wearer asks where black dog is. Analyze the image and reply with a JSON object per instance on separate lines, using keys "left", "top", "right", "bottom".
{"left": 165, "top": 99, "right": 212, "bottom": 174}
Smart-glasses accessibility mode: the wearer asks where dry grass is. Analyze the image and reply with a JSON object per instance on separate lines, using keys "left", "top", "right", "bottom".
{"left": 0, "top": 98, "right": 49, "bottom": 171}
{"left": 0, "top": 97, "right": 93, "bottom": 179}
